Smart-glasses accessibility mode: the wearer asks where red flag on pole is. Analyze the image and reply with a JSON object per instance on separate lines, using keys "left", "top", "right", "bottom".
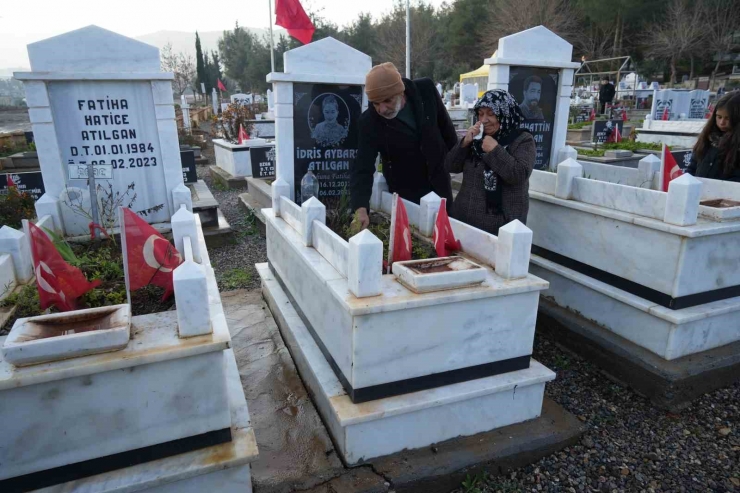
{"left": 217, "top": 79, "right": 227, "bottom": 92}
{"left": 705, "top": 104, "right": 714, "bottom": 119}
{"left": 121, "top": 208, "right": 182, "bottom": 300}
{"left": 661, "top": 106, "right": 670, "bottom": 121}
{"left": 6, "top": 174, "right": 16, "bottom": 188}
{"left": 589, "top": 107, "right": 596, "bottom": 121}
{"left": 238, "top": 124, "right": 249, "bottom": 144}
{"left": 275, "top": 0, "right": 315, "bottom": 45}
{"left": 26, "top": 221, "right": 100, "bottom": 312}
{"left": 433, "top": 198, "right": 461, "bottom": 257}
{"left": 391, "top": 195, "right": 412, "bottom": 264}
{"left": 661, "top": 145, "right": 684, "bottom": 192}
{"left": 622, "top": 108, "right": 628, "bottom": 121}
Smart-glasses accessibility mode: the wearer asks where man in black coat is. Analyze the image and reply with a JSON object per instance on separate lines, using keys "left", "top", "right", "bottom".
{"left": 599, "top": 77, "right": 616, "bottom": 115}
{"left": 350, "top": 62, "right": 457, "bottom": 229}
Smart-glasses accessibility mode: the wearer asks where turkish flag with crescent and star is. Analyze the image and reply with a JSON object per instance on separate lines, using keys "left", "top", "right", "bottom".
{"left": 121, "top": 208, "right": 182, "bottom": 300}
{"left": 433, "top": 198, "right": 462, "bottom": 257}
{"left": 662, "top": 145, "right": 684, "bottom": 192}
{"left": 27, "top": 221, "right": 100, "bottom": 312}
{"left": 392, "top": 195, "right": 412, "bottom": 264}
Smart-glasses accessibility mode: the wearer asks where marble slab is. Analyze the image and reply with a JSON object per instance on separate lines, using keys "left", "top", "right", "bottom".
{"left": 0, "top": 320, "right": 232, "bottom": 480}
{"left": 392, "top": 257, "right": 486, "bottom": 293}
{"left": 265, "top": 209, "right": 548, "bottom": 390}
{"left": 214, "top": 139, "right": 270, "bottom": 177}
{"left": 35, "top": 349, "right": 258, "bottom": 493}
{"left": 0, "top": 254, "right": 16, "bottom": 302}
{"left": 531, "top": 255, "right": 740, "bottom": 360}
{"left": 312, "top": 221, "right": 349, "bottom": 278}
{"left": 572, "top": 177, "right": 666, "bottom": 220}
{"left": 529, "top": 192, "right": 740, "bottom": 298}
{"left": 259, "top": 263, "right": 554, "bottom": 465}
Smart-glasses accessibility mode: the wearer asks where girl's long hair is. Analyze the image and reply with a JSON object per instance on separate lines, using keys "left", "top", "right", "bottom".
{"left": 693, "top": 92, "right": 740, "bottom": 177}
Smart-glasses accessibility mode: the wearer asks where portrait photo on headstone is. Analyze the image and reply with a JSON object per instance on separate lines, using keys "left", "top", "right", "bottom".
{"left": 508, "top": 66, "right": 559, "bottom": 170}
{"left": 293, "top": 83, "right": 362, "bottom": 201}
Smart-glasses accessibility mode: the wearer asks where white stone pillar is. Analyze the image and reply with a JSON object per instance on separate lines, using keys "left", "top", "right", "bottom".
{"left": 486, "top": 65, "right": 509, "bottom": 91}
{"left": 172, "top": 205, "right": 202, "bottom": 264}
{"left": 271, "top": 177, "right": 291, "bottom": 216}
{"left": 638, "top": 154, "right": 661, "bottom": 190}
{"left": 152, "top": 80, "right": 185, "bottom": 217}
{"left": 173, "top": 236, "right": 212, "bottom": 338}
{"left": 557, "top": 146, "right": 578, "bottom": 167}
{"left": 348, "top": 229, "right": 383, "bottom": 298}
{"left": 300, "top": 197, "right": 326, "bottom": 247}
{"left": 419, "top": 192, "right": 442, "bottom": 237}
{"left": 267, "top": 88, "right": 274, "bottom": 112}
{"left": 0, "top": 226, "right": 33, "bottom": 284}
{"left": 172, "top": 183, "right": 193, "bottom": 212}
{"left": 212, "top": 88, "right": 218, "bottom": 115}
{"left": 273, "top": 82, "right": 295, "bottom": 200}
{"left": 555, "top": 158, "right": 583, "bottom": 200}
{"left": 663, "top": 174, "right": 702, "bottom": 227}
{"left": 22, "top": 81, "right": 66, "bottom": 199}
{"left": 495, "top": 220, "right": 533, "bottom": 280}
{"left": 0, "top": 254, "right": 16, "bottom": 301}
{"left": 370, "top": 172, "right": 389, "bottom": 212}
{"left": 551, "top": 68, "right": 575, "bottom": 171}
{"left": 180, "top": 94, "right": 191, "bottom": 131}
{"left": 34, "top": 193, "right": 63, "bottom": 234}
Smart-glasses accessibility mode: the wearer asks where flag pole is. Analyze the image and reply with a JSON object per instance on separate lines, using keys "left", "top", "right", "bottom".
{"left": 405, "top": 0, "right": 411, "bottom": 78}
{"left": 388, "top": 193, "right": 398, "bottom": 274}
{"left": 118, "top": 207, "right": 132, "bottom": 308}
{"left": 268, "top": 0, "right": 276, "bottom": 73}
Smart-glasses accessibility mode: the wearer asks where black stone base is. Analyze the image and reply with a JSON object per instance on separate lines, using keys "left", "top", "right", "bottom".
{"left": 537, "top": 298, "right": 740, "bottom": 412}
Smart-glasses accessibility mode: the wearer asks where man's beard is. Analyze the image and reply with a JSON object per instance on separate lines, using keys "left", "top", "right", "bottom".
{"left": 379, "top": 96, "right": 404, "bottom": 119}
{"left": 527, "top": 99, "right": 540, "bottom": 108}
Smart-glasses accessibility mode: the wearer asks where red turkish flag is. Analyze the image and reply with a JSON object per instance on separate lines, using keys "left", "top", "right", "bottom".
{"left": 275, "top": 0, "right": 315, "bottom": 45}
{"left": 607, "top": 124, "right": 622, "bottom": 143}
{"left": 6, "top": 174, "right": 16, "bottom": 188}
{"left": 121, "top": 208, "right": 182, "bottom": 300}
{"left": 589, "top": 107, "right": 596, "bottom": 121}
{"left": 433, "top": 198, "right": 462, "bottom": 257}
{"left": 238, "top": 124, "right": 249, "bottom": 144}
{"left": 27, "top": 221, "right": 100, "bottom": 312}
{"left": 392, "top": 195, "right": 412, "bottom": 264}
{"left": 217, "top": 79, "right": 227, "bottom": 92}
{"left": 622, "top": 109, "right": 628, "bottom": 121}
{"left": 661, "top": 106, "right": 670, "bottom": 121}
{"left": 662, "top": 145, "right": 684, "bottom": 192}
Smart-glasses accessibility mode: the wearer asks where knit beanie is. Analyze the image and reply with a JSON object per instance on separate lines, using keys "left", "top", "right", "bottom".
{"left": 365, "top": 63, "right": 405, "bottom": 102}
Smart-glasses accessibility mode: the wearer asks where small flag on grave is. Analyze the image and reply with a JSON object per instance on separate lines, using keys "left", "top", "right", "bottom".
{"left": 607, "top": 124, "right": 622, "bottom": 143}
{"left": 589, "top": 107, "right": 596, "bottom": 121}
{"left": 275, "top": 0, "right": 315, "bottom": 45}
{"left": 217, "top": 79, "right": 227, "bottom": 92}
{"left": 705, "top": 104, "right": 714, "bottom": 119}
{"left": 238, "top": 124, "right": 249, "bottom": 144}
{"left": 622, "top": 108, "right": 628, "bottom": 121}
{"left": 387, "top": 194, "right": 412, "bottom": 272}
{"left": 433, "top": 198, "right": 461, "bottom": 257}
{"left": 661, "top": 106, "right": 670, "bottom": 121}
{"left": 25, "top": 221, "right": 100, "bottom": 312}
{"left": 661, "top": 144, "right": 684, "bottom": 192}
{"left": 6, "top": 174, "right": 16, "bottom": 188}
{"left": 120, "top": 208, "right": 182, "bottom": 300}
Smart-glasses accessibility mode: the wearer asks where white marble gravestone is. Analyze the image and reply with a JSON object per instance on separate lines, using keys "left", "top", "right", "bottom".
{"left": 485, "top": 26, "right": 580, "bottom": 170}
{"left": 266, "top": 37, "right": 371, "bottom": 200}
{"left": 14, "top": 26, "right": 186, "bottom": 235}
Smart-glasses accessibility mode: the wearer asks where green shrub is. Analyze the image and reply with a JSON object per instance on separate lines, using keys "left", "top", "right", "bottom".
{"left": 0, "top": 187, "right": 35, "bottom": 229}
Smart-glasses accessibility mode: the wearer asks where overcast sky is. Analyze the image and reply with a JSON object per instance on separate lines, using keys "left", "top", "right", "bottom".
{"left": 0, "top": 0, "right": 448, "bottom": 69}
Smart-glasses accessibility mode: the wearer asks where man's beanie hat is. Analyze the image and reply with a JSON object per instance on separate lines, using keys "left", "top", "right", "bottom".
{"left": 365, "top": 63, "right": 405, "bottom": 102}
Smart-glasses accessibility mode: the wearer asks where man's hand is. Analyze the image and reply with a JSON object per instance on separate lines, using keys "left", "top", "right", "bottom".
{"left": 462, "top": 122, "right": 482, "bottom": 148}
{"left": 482, "top": 135, "right": 498, "bottom": 153}
{"left": 349, "top": 207, "right": 370, "bottom": 235}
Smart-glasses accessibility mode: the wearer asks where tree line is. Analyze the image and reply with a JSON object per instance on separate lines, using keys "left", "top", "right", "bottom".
{"left": 186, "top": 0, "right": 739, "bottom": 94}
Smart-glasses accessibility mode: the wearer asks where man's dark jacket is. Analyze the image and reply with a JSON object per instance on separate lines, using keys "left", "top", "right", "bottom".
{"left": 599, "top": 82, "right": 616, "bottom": 104}
{"left": 350, "top": 78, "right": 457, "bottom": 212}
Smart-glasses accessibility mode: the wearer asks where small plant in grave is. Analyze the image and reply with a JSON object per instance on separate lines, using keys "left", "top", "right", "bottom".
{"left": 0, "top": 186, "right": 35, "bottom": 228}
{"left": 62, "top": 181, "right": 164, "bottom": 240}
{"left": 215, "top": 99, "right": 255, "bottom": 143}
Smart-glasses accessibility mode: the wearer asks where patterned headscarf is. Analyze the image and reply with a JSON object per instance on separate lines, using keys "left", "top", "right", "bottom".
{"left": 471, "top": 89, "right": 527, "bottom": 215}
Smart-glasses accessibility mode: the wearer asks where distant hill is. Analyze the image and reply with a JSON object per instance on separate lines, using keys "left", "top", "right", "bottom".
{"left": 135, "top": 27, "right": 287, "bottom": 58}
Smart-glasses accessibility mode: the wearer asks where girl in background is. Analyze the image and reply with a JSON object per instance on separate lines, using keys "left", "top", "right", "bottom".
{"left": 687, "top": 92, "right": 740, "bottom": 182}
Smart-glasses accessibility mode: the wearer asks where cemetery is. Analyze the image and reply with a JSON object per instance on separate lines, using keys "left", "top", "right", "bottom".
{"left": 0, "top": 3, "right": 739, "bottom": 491}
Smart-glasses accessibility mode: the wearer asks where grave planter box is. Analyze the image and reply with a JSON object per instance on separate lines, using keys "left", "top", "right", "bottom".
{"left": 566, "top": 126, "right": 591, "bottom": 142}
{"left": 528, "top": 165, "right": 740, "bottom": 360}
{"left": 214, "top": 138, "right": 269, "bottom": 178}
{"left": 265, "top": 187, "right": 548, "bottom": 403}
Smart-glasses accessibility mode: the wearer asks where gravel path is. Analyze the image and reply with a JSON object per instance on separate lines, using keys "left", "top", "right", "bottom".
{"left": 196, "top": 140, "right": 267, "bottom": 293}
{"left": 452, "top": 330, "right": 740, "bottom": 493}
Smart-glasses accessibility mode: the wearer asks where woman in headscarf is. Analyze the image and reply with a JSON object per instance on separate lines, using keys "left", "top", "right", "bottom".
{"left": 444, "top": 89, "right": 536, "bottom": 235}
